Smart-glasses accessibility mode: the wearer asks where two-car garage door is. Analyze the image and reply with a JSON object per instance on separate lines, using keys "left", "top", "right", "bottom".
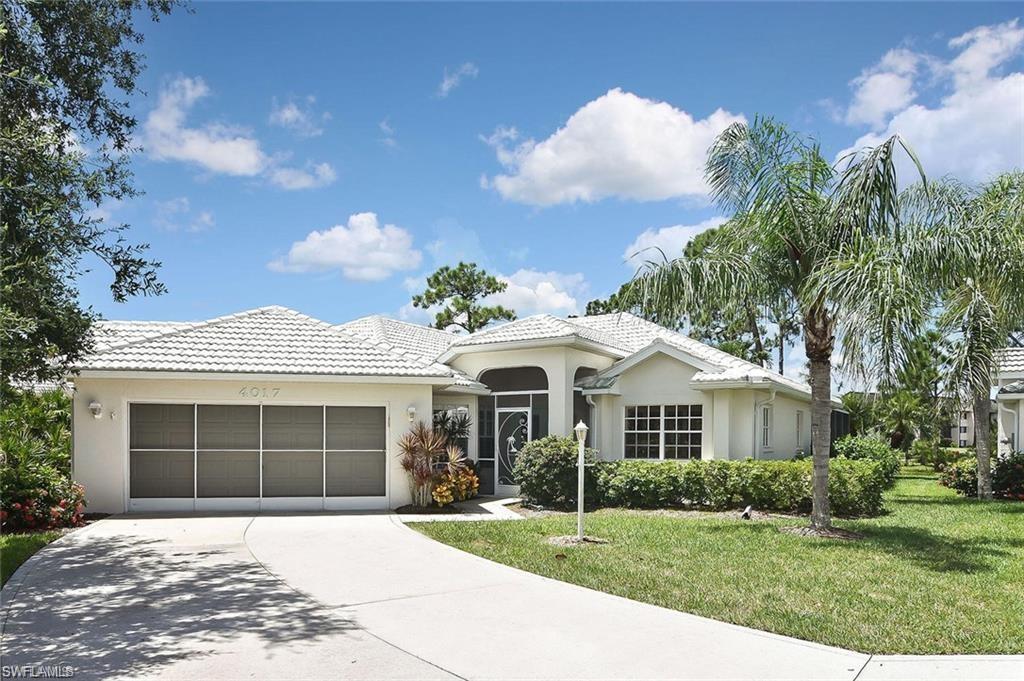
{"left": 129, "top": 403, "right": 387, "bottom": 511}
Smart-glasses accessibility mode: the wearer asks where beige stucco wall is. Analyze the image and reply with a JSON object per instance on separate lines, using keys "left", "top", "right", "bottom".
{"left": 588, "top": 353, "right": 812, "bottom": 461}
{"left": 448, "top": 346, "right": 614, "bottom": 438}
{"left": 72, "top": 375, "right": 435, "bottom": 513}
{"left": 997, "top": 396, "right": 1023, "bottom": 455}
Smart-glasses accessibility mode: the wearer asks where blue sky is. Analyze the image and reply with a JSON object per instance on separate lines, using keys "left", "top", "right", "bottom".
{"left": 81, "top": 1, "right": 1023, "bottom": 377}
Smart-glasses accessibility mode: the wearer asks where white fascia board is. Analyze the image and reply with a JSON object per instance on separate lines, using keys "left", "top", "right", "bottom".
{"left": 437, "top": 337, "right": 626, "bottom": 363}
{"left": 688, "top": 377, "right": 830, "bottom": 405}
{"left": 73, "top": 370, "right": 455, "bottom": 385}
{"left": 580, "top": 387, "right": 621, "bottom": 396}
{"left": 435, "top": 384, "right": 492, "bottom": 396}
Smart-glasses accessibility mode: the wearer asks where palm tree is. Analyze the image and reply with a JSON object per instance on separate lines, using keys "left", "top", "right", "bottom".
{"left": 880, "top": 389, "right": 924, "bottom": 451}
{"left": 907, "top": 173, "right": 1024, "bottom": 497}
{"left": 840, "top": 392, "right": 877, "bottom": 436}
{"left": 628, "top": 117, "right": 926, "bottom": 531}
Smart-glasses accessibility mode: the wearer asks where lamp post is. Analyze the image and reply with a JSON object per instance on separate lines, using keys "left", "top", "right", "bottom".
{"left": 573, "top": 420, "right": 589, "bottom": 541}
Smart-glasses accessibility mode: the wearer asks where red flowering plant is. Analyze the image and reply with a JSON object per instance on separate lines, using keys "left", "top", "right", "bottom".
{"left": 1, "top": 425, "right": 87, "bottom": 532}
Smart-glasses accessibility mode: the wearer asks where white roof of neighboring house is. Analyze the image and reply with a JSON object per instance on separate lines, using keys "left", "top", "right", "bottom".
{"left": 443, "top": 312, "right": 815, "bottom": 398}
{"left": 997, "top": 347, "right": 1024, "bottom": 374}
{"left": 80, "top": 306, "right": 458, "bottom": 380}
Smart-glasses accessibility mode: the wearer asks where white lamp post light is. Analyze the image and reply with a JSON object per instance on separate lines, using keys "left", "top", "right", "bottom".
{"left": 573, "top": 420, "right": 589, "bottom": 541}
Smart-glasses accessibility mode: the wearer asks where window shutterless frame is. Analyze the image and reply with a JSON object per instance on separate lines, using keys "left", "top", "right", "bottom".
{"left": 624, "top": 404, "right": 703, "bottom": 460}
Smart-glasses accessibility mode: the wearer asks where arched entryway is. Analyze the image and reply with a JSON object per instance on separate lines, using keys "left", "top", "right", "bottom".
{"left": 477, "top": 367, "right": 548, "bottom": 496}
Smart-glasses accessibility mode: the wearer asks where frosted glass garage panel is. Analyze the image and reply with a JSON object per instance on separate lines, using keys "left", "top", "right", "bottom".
{"left": 325, "top": 451, "right": 385, "bottom": 496}
{"left": 197, "top": 451, "right": 259, "bottom": 497}
{"left": 130, "top": 404, "right": 194, "bottom": 450}
{"left": 197, "top": 405, "right": 259, "bottom": 449}
{"left": 325, "top": 407, "right": 385, "bottom": 450}
{"left": 130, "top": 450, "right": 194, "bottom": 498}
{"left": 262, "top": 451, "right": 323, "bottom": 497}
{"left": 262, "top": 406, "right": 323, "bottom": 450}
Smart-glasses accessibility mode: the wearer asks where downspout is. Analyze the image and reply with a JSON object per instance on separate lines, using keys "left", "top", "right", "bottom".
{"left": 752, "top": 387, "right": 777, "bottom": 460}
{"left": 586, "top": 394, "right": 598, "bottom": 454}
{"left": 996, "top": 379, "right": 1018, "bottom": 454}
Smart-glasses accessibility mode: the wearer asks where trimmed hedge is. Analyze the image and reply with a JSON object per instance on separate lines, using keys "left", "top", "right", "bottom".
{"left": 595, "top": 458, "right": 887, "bottom": 517}
{"left": 514, "top": 437, "right": 888, "bottom": 517}
{"left": 513, "top": 435, "right": 599, "bottom": 508}
{"left": 833, "top": 434, "right": 902, "bottom": 488}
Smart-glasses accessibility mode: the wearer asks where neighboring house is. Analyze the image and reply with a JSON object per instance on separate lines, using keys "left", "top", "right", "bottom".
{"left": 996, "top": 347, "right": 1024, "bottom": 454}
{"left": 71, "top": 306, "right": 838, "bottom": 513}
{"left": 949, "top": 409, "right": 976, "bottom": 448}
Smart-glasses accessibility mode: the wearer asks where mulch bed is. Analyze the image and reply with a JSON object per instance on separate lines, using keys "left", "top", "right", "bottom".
{"left": 394, "top": 504, "right": 463, "bottom": 515}
{"left": 547, "top": 535, "right": 611, "bottom": 547}
{"left": 779, "top": 525, "right": 864, "bottom": 540}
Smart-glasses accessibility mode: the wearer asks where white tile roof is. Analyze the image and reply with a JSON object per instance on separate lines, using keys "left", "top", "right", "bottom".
{"left": 93, "top": 320, "right": 197, "bottom": 349}
{"left": 448, "top": 314, "right": 630, "bottom": 352}
{"left": 80, "top": 306, "right": 455, "bottom": 378}
{"left": 446, "top": 312, "right": 813, "bottom": 397}
{"left": 997, "top": 347, "right": 1024, "bottom": 373}
{"left": 335, "top": 316, "right": 458, "bottom": 364}
{"left": 335, "top": 316, "right": 485, "bottom": 391}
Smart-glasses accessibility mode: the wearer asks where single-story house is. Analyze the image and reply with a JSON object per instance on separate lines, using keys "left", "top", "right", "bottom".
{"left": 72, "top": 305, "right": 838, "bottom": 513}
{"left": 996, "top": 347, "right": 1024, "bottom": 454}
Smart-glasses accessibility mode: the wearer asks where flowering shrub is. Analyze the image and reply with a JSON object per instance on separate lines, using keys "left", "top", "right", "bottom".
{"left": 941, "top": 451, "right": 1024, "bottom": 500}
{"left": 1, "top": 390, "right": 87, "bottom": 532}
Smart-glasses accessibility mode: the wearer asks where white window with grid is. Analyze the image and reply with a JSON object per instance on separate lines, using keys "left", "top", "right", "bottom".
{"left": 761, "top": 406, "right": 773, "bottom": 449}
{"left": 624, "top": 404, "right": 703, "bottom": 460}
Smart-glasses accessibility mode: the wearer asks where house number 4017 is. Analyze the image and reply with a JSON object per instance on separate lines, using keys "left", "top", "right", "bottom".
{"left": 239, "top": 386, "right": 280, "bottom": 398}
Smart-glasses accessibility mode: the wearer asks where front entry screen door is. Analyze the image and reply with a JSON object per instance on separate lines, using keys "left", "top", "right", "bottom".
{"left": 496, "top": 408, "right": 530, "bottom": 493}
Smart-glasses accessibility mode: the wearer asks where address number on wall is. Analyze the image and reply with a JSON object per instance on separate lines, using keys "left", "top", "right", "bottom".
{"left": 238, "top": 386, "right": 280, "bottom": 398}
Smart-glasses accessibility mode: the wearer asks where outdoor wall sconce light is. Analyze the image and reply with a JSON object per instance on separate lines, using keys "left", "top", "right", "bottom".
{"left": 407, "top": 405, "right": 416, "bottom": 422}
{"left": 89, "top": 401, "right": 103, "bottom": 419}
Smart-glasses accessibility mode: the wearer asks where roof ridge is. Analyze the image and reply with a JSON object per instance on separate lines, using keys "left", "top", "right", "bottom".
{"left": 325, "top": 319, "right": 455, "bottom": 376}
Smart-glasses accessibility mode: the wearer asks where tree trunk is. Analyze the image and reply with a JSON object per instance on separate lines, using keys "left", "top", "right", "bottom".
{"left": 805, "top": 307, "right": 834, "bottom": 530}
{"left": 745, "top": 304, "right": 765, "bottom": 366}
{"left": 778, "top": 339, "right": 785, "bottom": 376}
{"left": 974, "top": 388, "right": 993, "bottom": 499}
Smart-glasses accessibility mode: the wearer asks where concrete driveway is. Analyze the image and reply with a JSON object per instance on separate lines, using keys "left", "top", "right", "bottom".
{"left": 2, "top": 515, "right": 1020, "bottom": 681}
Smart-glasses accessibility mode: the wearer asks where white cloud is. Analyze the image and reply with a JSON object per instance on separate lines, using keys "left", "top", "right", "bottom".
{"left": 482, "top": 89, "right": 745, "bottom": 206}
{"left": 266, "top": 162, "right": 337, "bottom": 190}
{"left": 269, "top": 212, "right": 422, "bottom": 281}
{"left": 838, "top": 19, "right": 1024, "bottom": 183}
{"left": 623, "top": 217, "right": 728, "bottom": 270}
{"left": 143, "top": 76, "right": 267, "bottom": 175}
{"left": 379, "top": 118, "right": 398, "bottom": 148}
{"left": 845, "top": 49, "right": 923, "bottom": 128}
{"left": 947, "top": 19, "right": 1024, "bottom": 89}
{"left": 487, "top": 269, "right": 589, "bottom": 317}
{"left": 143, "top": 76, "right": 336, "bottom": 191}
{"left": 153, "top": 197, "right": 215, "bottom": 233}
{"left": 269, "top": 95, "right": 330, "bottom": 138}
{"left": 437, "top": 62, "right": 479, "bottom": 98}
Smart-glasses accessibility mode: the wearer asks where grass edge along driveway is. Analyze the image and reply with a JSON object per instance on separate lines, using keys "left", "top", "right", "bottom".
{"left": 414, "top": 468, "right": 1023, "bottom": 655}
{"left": 1, "top": 531, "right": 62, "bottom": 587}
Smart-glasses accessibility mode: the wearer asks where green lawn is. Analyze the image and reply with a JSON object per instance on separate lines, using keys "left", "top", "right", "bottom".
{"left": 414, "top": 467, "right": 1024, "bottom": 654}
{"left": 1, "top": 531, "right": 62, "bottom": 587}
